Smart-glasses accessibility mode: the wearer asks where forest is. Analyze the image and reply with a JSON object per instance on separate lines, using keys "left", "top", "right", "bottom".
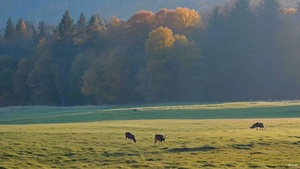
{"left": 1, "top": 0, "right": 300, "bottom": 106}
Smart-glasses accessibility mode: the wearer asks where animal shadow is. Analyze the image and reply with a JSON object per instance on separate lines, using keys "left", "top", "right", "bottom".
{"left": 168, "top": 146, "right": 217, "bottom": 153}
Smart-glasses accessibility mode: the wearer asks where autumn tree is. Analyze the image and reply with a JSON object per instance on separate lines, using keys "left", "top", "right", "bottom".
{"left": 106, "top": 16, "right": 126, "bottom": 46}
{"left": 16, "top": 18, "right": 29, "bottom": 39}
{"left": 86, "top": 14, "right": 106, "bottom": 49}
{"left": 164, "top": 7, "right": 202, "bottom": 35}
{"left": 154, "top": 8, "right": 169, "bottom": 26}
{"left": 2, "top": 5, "right": 300, "bottom": 105}
{"left": 145, "top": 26, "right": 175, "bottom": 54}
{"left": 142, "top": 27, "right": 175, "bottom": 102}
{"left": 87, "top": 15, "right": 104, "bottom": 31}
{"left": 125, "top": 11, "right": 155, "bottom": 51}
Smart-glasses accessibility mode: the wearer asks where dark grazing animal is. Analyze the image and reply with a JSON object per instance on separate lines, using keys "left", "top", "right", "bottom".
{"left": 154, "top": 134, "right": 166, "bottom": 145}
{"left": 125, "top": 132, "right": 136, "bottom": 143}
{"left": 250, "top": 122, "right": 265, "bottom": 130}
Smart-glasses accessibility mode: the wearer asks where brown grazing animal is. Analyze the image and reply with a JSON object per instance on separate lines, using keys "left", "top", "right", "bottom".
{"left": 125, "top": 132, "right": 136, "bottom": 143}
{"left": 250, "top": 122, "right": 265, "bottom": 130}
{"left": 154, "top": 134, "right": 166, "bottom": 145}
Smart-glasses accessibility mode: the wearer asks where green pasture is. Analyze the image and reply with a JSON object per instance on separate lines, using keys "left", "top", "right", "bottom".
{"left": 0, "top": 101, "right": 300, "bottom": 168}
{"left": 1, "top": 101, "right": 300, "bottom": 124}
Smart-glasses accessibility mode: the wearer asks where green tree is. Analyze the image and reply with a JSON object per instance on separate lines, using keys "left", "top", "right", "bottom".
{"left": 201, "top": 0, "right": 264, "bottom": 101}
{"left": 0, "top": 55, "right": 17, "bottom": 106}
{"left": 26, "top": 50, "right": 59, "bottom": 105}
{"left": 172, "top": 35, "right": 206, "bottom": 101}
{"left": 4, "top": 18, "right": 16, "bottom": 41}
{"left": 255, "top": 0, "right": 284, "bottom": 99}
{"left": 73, "top": 13, "right": 87, "bottom": 45}
{"left": 197, "top": 5, "right": 227, "bottom": 100}
{"left": 76, "top": 13, "right": 87, "bottom": 31}
{"left": 220, "top": 0, "right": 261, "bottom": 100}
{"left": 277, "top": 2, "right": 300, "bottom": 98}
{"left": 53, "top": 10, "right": 77, "bottom": 106}
{"left": 56, "top": 10, "right": 75, "bottom": 41}
{"left": 68, "top": 52, "right": 93, "bottom": 105}
{"left": 296, "top": 2, "right": 300, "bottom": 18}
{"left": 87, "top": 15, "right": 103, "bottom": 31}
{"left": 38, "top": 21, "right": 46, "bottom": 42}
{"left": 101, "top": 49, "right": 130, "bottom": 103}
{"left": 12, "top": 57, "right": 31, "bottom": 105}
{"left": 81, "top": 48, "right": 133, "bottom": 104}
{"left": 81, "top": 55, "right": 105, "bottom": 104}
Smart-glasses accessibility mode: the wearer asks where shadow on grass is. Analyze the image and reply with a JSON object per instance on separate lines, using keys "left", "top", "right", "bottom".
{"left": 232, "top": 143, "right": 254, "bottom": 150}
{"left": 168, "top": 146, "right": 217, "bottom": 153}
{"left": 102, "top": 152, "right": 140, "bottom": 157}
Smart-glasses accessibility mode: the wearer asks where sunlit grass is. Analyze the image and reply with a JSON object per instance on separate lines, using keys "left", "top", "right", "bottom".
{"left": 1, "top": 102, "right": 300, "bottom": 168}
{"left": 1, "top": 119, "right": 300, "bottom": 168}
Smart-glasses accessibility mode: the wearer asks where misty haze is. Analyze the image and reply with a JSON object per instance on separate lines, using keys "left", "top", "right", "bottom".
{"left": 1, "top": 1, "right": 300, "bottom": 168}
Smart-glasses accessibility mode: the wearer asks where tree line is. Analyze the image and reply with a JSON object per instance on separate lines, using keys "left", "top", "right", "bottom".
{"left": 1, "top": 0, "right": 300, "bottom": 107}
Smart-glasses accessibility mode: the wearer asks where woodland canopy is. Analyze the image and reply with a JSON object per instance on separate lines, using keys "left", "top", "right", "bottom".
{"left": 1, "top": 0, "right": 300, "bottom": 106}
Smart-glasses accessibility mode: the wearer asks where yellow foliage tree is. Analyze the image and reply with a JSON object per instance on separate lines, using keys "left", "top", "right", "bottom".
{"left": 145, "top": 26, "right": 175, "bottom": 55}
{"left": 142, "top": 27, "right": 176, "bottom": 102}
{"left": 16, "top": 18, "right": 28, "bottom": 39}
{"left": 165, "top": 7, "right": 201, "bottom": 34}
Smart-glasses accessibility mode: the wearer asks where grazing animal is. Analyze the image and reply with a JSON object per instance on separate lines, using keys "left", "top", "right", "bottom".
{"left": 250, "top": 122, "right": 265, "bottom": 130}
{"left": 125, "top": 132, "right": 136, "bottom": 143}
{"left": 154, "top": 134, "right": 166, "bottom": 145}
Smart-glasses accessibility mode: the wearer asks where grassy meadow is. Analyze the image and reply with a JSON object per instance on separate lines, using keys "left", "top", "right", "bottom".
{"left": 0, "top": 101, "right": 300, "bottom": 168}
